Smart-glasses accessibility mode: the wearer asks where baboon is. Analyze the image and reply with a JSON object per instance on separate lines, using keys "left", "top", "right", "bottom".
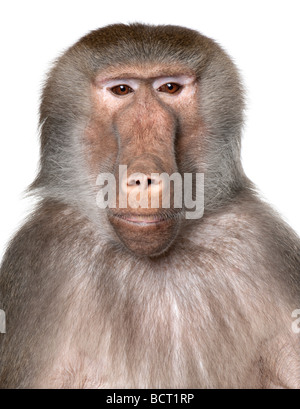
{"left": 0, "top": 23, "right": 299, "bottom": 389}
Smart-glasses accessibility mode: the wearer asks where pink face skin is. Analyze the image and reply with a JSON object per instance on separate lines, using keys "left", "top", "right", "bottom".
{"left": 94, "top": 68, "right": 197, "bottom": 227}
{"left": 88, "top": 64, "right": 200, "bottom": 255}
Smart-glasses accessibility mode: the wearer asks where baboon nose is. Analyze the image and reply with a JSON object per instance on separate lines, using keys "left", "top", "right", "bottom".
{"left": 126, "top": 173, "right": 161, "bottom": 191}
{"left": 119, "top": 171, "right": 164, "bottom": 209}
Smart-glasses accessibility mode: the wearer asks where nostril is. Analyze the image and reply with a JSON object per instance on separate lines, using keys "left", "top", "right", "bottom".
{"left": 149, "top": 177, "right": 161, "bottom": 186}
{"left": 126, "top": 173, "right": 161, "bottom": 189}
{"left": 127, "top": 176, "right": 139, "bottom": 186}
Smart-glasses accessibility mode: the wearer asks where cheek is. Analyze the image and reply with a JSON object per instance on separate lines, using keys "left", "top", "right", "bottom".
{"left": 83, "top": 87, "right": 121, "bottom": 177}
{"left": 84, "top": 112, "right": 118, "bottom": 177}
{"left": 175, "top": 104, "right": 206, "bottom": 172}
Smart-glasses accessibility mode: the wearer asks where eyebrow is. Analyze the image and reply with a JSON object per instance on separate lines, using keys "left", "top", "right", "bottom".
{"left": 96, "top": 72, "right": 195, "bottom": 85}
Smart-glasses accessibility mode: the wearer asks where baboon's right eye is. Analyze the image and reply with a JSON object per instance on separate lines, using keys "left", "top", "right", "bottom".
{"left": 110, "top": 85, "right": 134, "bottom": 96}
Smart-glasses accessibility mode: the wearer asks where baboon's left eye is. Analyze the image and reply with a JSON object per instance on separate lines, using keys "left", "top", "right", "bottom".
{"left": 157, "top": 83, "right": 182, "bottom": 94}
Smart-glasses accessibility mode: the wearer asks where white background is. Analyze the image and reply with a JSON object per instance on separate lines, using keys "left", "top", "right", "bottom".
{"left": 0, "top": 0, "right": 299, "bottom": 258}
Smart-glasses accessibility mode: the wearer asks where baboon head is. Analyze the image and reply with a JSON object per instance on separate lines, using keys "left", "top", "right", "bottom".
{"left": 32, "top": 24, "right": 245, "bottom": 256}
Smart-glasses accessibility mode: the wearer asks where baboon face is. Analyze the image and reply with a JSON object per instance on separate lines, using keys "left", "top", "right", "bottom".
{"left": 87, "top": 64, "right": 201, "bottom": 256}
{"left": 35, "top": 24, "right": 244, "bottom": 257}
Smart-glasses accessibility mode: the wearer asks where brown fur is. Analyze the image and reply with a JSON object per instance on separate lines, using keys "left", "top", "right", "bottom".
{"left": 0, "top": 23, "right": 299, "bottom": 388}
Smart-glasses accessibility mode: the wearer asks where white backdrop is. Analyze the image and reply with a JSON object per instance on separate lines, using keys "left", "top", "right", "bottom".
{"left": 0, "top": 0, "right": 299, "bottom": 258}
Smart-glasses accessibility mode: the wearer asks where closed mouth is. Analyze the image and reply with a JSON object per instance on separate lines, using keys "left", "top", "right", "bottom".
{"left": 111, "top": 213, "right": 168, "bottom": 226}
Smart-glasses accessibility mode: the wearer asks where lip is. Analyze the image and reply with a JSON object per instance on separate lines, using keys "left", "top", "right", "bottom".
{"left": 111, "top": 213, "right": 168, "bottom": 226}
{"left": 108, "top": 211, "right": 182, "bottom": 256}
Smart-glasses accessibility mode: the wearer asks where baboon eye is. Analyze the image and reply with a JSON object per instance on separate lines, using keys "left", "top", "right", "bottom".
{"left": 157, "top": 83, "right": 181, "bottom": 94}
{"left": 110, "top": 85, "right": 134, "bottom": 96}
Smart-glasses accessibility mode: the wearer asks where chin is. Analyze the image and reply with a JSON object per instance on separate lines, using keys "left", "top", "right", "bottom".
{"left": 108, "top": 210, "right": 182, "bottom": 257}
